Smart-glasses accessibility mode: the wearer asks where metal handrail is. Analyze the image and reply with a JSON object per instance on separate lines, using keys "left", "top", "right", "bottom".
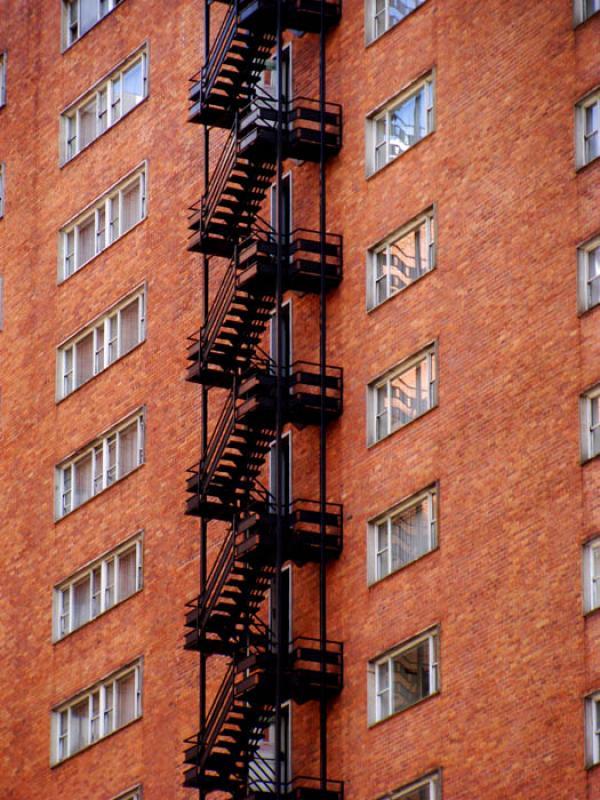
{"left": 200, "top": 3, "right": 239, "bottom": 99}
{"left": 199, "top": 391, "right": 236, "bottom": 492}
{"left": 204, "top": 121, "right": 237, "bottom": 225}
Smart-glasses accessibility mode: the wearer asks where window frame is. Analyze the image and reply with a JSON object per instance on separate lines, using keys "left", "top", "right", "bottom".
{"left": 575, "top": 0, "right": 600, "bottom": 25}
{"left": 54, "top": 532, "right": 144, "bottom": 641}
{"left": 367, "top": 73, "right": 435, "bottom": 176}
{"left": 586, "top": 690, "right": 600, "bottom": 767}
{"left": 368, "top": 484, "right": 438, "bottom": 585}
{"left": 368, "top": 343, "right": 438, "bottom": 445}
{"left": 51, "top": 659, "right": 142, "bottom": 765}
{"left": 367, "top": 207, "right": 436, "bottom": 309}
{"left": 366, "top": 0, "right": 427, "bottom": 44}
{"left": 62, "top": 0, "right": 125, "bottom": 50}
{"left": 57, "top": 286, "right": 146, "bottom": 399}
{"left": 112, "top": 788, "right": 142, "bottom": 800}
{"left": 578, "top": 232, "right": 600, "bottom": 313}
{"left": 583, "top": 537, "right": 600, "bottom": 614}
{"left": 380, "top": 771, "right": 442, "bottom": 800}
{"left": 56, "top": 409, "right": 145, "bottom": 519}
{"left": 59, "top": 164, "right": 147, "bottom": 282}
{"left": 576, "top": 88, "right": 600, "bottom": 169}
{"left": 0, "top": 52, "right": 6, "bottom": 108}
{"left": 580, "top": 384, "right": 600, "bottom": 462}
{"left": 61, "top": 46, "right": 148, "bottom": 163}
{"left": 368, "top": 628, "right": 440, "bottom": 725}
{"left": 0, "top": 162, "right": 4, "bottom": 218}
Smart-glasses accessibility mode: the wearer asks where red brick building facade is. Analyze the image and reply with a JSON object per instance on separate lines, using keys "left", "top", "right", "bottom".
{"left": 1, "top": 1, "right": 600, "bottom": 798}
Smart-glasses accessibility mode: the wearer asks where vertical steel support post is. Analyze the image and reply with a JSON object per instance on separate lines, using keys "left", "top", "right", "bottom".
{"left": 318, "top": 0, "right": 328, "bottom": 791}
{"left": 274, "top": 0, "right": 285, "bottom": 796}
{"left": 199, "top": 1, "right": 211, "bottom": 798}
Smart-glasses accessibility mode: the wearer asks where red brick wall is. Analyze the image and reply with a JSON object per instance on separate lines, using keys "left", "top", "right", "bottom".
{"left": 0, "top": 0, "right": 599, "bottom": 798}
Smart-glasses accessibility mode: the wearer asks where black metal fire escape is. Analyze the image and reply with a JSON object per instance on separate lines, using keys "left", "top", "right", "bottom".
{"left": 183, "top": 0, "right": 343, "bottom": 796}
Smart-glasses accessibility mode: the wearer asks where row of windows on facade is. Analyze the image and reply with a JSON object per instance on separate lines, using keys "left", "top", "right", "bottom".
{"left": 59, "top": 0, "right": 600, "bottom": 52}
{"left": 50, "top": 645, "right": 438, "bottom": 800}
{"left": 369, "top": 0, "right": 600, "bottom": 43}
{"left": 367, "top": 71, "right": 600, "bottom": 176}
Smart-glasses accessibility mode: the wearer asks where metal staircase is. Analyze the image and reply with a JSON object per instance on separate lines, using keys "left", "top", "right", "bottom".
{"left": 184, "top": 0, "right": 344, "bottom": 792}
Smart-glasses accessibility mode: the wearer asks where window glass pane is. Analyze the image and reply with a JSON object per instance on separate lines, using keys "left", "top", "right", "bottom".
{"left": 78, "top": 98, "right": 97, "bottom": 150}
{"left": 119, "top": 422, "right": 139, "bottom": 476}
{"left": 593, "top": 546, "right": 600, "bottom": 608}
{"left": 108, "top": 314, "right": 118, "bottom": 363}
{"left": 75, "top": 332, "right": 94, "bottom": 387}
{"left": 109, "top": 194, "right": 120, "bottom": 241}
{"left": 390, "top": 498, "right": 432, "bottom": 570}
{"left": 376, "top": 384, "right": 388, "bottom": 440}
{"left": 392, "top": 639, "right": 432, "bottom": 713}
{"left": 104, "top": 683, "right": 114, "bottom": 732}
{"left": 77, "top": 216, "right": 96, "bottom": 267}
{"left": 389, "top": 87, "right": 426, "bottom": 158}
{"left": 91, "top": 566, "right": 102, "bottom": 616}
{"left": 107, "top": 435, "right": 117, "bottom": 485}
{"left": 70, "top": 699, "right": 90, "bottom": 753}
{"left": 585, "top": 103, "right": 599, "bottom": 163}
{"left": 388, "top": 220, "right": 429, "bottom": 294}
{"left": 390, "top": 359, "right": 428, "bottom": 428}
{"left": 74, "top": 452, "right": 93, "bottom": 506}
{"left": 72, "top": 575, "right": 91, "bottom": 628}
{"left": 586, "top": 0, "right": 600, "bottom": 18}
{"left": 60, "top": 587, "right": 71, "bottom": 635}
{"left": 80, "top": 0, "right": 98, "bottom": 34}
{"left": 97, "top": 206, "right": 106, "bottom": 253}
{"left": 116, "top": 671, "right": 137, "bottom": 727}
{"left": 388, "top": 0, "right": 423, "bottom": 28}
{"left": 588, "top": 246, "right": 600, "bottom": 308}
{"left": 90, "top": 691, "right": 100, "bottom": 741}
{"left": 98, "top": 89, "right": 108, "bottom": 133}
{"left": 122, "top": 60, "right": 144, "bottom": 115}
{"left": 65, "top": 230, "right": 75, "bottom": 276}
{"left": 120, "top": 299, "right": 140, "bottom": 354}
{"left": 118, "top": 546, "right": 138, "bottom": 600}
{"left": 121, "top": 180, "right": 141, "bottom": 233}
{"left": 106, "top": 557, "right": 115, "bottom": 608}
{"left": 111, "top": 77, "right": 122, "bottom": 121}
{"left": 376, "top": 522, "right": 389, "bottom": 579}
{"left": 591, "top": 397, "right": 600, "bottom": 456}
{"left": 63, "top": 348, "right": 74, "bottom": 395}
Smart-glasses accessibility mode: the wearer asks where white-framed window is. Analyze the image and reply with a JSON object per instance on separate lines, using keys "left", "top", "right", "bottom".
{"left": 0, "top": 163, "right": 4, "bottom": 218}
{"left": 583, "top": 537, "right": 600, "bottom": 614}
{"left": 60, "top": 164, "right": 147, "bottom": 281}
{"left": 56, "top": 410, "right": 145, "bottom": 519}
{"left": 58, "top": 288, "right": 146, "bottom": 399}
{"left": 367, "top": 74, "right": 434, "bottom": 175}
{"left": 0, "top": 52, "right": 6, "bottom": 107}
{"left": 368, "top": 0, "right": 426, "bottom": 43}
{"left": 368, "top": 209, "right": 435, "bottom": 309}
{"left": 578, "top": 234, "right": 600, "bottom": 312}
{"left": 62, "top": 47, "right": 148, "bottom": 163}
{"left": 368, "top": 344, "right": 437, "bottom": 445}
{"left": 576, "top": 89, "right": 600, "bottom": 168}
{"left": 381, "top": 771, "right": 441, "bottom": 800}
{"left": 586, "top": 690, "right": 600, "bottom": 766}
{"left": 368, "top": 629, "right": 439, "bottom": 724}
{"left": 62, "top": 0, "right": 125, "bottom": 49}
{"left": 54, "top": 533, "right": 143, "bottom": 640}
{"left": 113, "top": 788, "right": 142, "bottom": 800}
{"left": 52, "top": 660, "right": 142, "bottom": 764}
{"left": 369, "top": 486, "right": 437, "bottom": 584}
{"left": 575, "top": 0, "right": 600, "bottom": 25}
{"left": 580, "top": 385, "right": 600, "bottom": 461}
